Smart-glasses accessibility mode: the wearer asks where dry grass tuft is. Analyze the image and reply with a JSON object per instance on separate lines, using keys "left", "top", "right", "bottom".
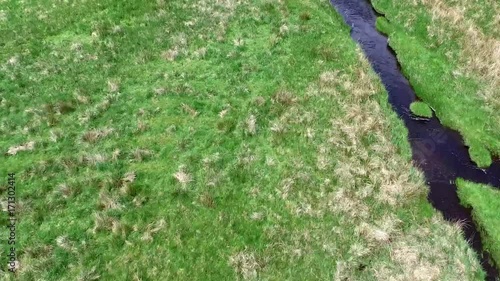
{"left": 141, "top": 219, "right": 166, "bottom": 242}
{"left": 219, "top": 108, "right": 230, "bottom": 118}
{"left": 253, "top": 96, "right": 266, "bottom": 107}
{"left": 49, "top": 129, "right": 62, "bottom": 142}
{"left": 162, "top": 48, "right": 179, "bottom": 61}
{"left": 328, "top": 188, "right": 370, "bottom": 219}
{"left": 229, "top": 250, "right": 260, "bottom": 280}
{"left": 249, "top": 212, "right": 264, "bottom": 221}
{"left": 107, "top": 80, "right": 120, "bottom": 93}
{"left": 193, "top": 47, "right": 207, "bottom": 59}
{"left": 173, "top": 166, "right": 193, "bottom": 186}
{"left": 77, "top": 266, "right": 100, "bottom": 281}
{"left": 111, "top": 149, "right": 121, "bottom": 161}
{"left": 136, "top": 120, "right": 148, "bottom": 133}
{"left": 80, "top": 153, "right": 107, "bottom": 165}
{"left": 272, "top": 90, "right": 296, "bottom": 106}
{"left": 233, "top": 38, "right": 245, "bottom": 47}
{"left": 58, "top": 183, "right": 74, "bottom": 198}
{"left": 92, "top": 213, "right": 116, "bottom": 234}
{"left": 55, "top": 235, "right": 75, "bottom": 252}
{"left": 7, "top": 55, "right": 19, "bottom": 66}
{"left": 131, "top": 148, "right": 153, "bottom": 162}
{"left": 358, "top": 214, "right": 401, "bottom": 244}
{"left": 199, "top": 192, "right": 216, "bottom": 208}
{"left": 122, "top": 171, "right": 136, "bottom": 184}
{"left": 120, "top": 171, "right": 136, "bottom": 195}
{"left": 6, "top": 141, "right": 35, "bottom": 155}
{"left": 0, "top": 10, "right": 7, "bottom": 22}
{"left": 82, "top": 127, "right": 114, "bottom": 143}
{"left": 98, "top": 190, "right": 122, "bottom": 210}
{"left": 74, "top": 92, "right": 90, "bottom": 104}
{"left": 153, "top": 87, "right": 166, "bottom": 96}
{"left": 319, "top": 70, "right": 340, "bottom": 87}
{"left": 279, "top": 24, "right": 289, "bottom": 35}
{"left": 246, "top": 114, "right": 257, "bottom": 135}
{"left": 181, "top": 103, "right": 199, "bottom": 117}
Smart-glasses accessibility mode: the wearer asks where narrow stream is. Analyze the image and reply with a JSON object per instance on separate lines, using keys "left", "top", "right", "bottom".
{"left": 329, "top": 0, "right": 500, "bottom": 279}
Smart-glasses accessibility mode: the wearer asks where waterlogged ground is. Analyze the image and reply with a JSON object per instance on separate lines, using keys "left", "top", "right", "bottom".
{"left": 372, "top": 0, "right": 500, "bottom": 271}
{"left": 0, "top": 0, "right": 486, "bottom": 280}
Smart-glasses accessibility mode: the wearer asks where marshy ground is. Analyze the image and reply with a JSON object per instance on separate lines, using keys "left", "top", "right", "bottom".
{"left": 0, "top": 0, "right": 496, "bottom": 280}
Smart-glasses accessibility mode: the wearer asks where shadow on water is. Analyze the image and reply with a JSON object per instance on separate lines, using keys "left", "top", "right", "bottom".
{"left": 329, "top": 0, "right": 500, "bottom": 279}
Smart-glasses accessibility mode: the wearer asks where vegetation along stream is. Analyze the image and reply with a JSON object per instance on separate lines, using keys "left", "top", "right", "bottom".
{"left": 330, "top": 0, "right": 500, "bottom": 279}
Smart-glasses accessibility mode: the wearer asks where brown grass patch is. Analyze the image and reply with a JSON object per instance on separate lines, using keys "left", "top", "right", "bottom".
{"left": 6, "top": 141, "right": 35, "bottom": 156}
{"left": 229, "top": 250, "right": 260, "bottom": 280}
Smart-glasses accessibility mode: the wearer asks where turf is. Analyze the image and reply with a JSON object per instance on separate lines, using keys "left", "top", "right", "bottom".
{"left": 410, "top": 101, "right": 433, "bottom": 118}
{"left": 372, "top": 0, "right": 500, "bottom": 168}
{"left": 0, "top": 0, "right": 485, "bottom": 280}
{"left": 457, "top": 179, "right": 500, "bottom": 268}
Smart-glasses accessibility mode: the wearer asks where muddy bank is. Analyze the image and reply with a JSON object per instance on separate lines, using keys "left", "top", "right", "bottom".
{"left": 329, "top": 0, "right": 500, "bottom": 279}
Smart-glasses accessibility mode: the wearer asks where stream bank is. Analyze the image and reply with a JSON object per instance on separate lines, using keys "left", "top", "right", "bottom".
{"left": 329, "top": 0, "right": 500, "bottom": 279}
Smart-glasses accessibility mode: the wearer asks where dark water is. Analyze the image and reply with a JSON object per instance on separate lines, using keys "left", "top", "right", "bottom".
{"left": 329, "top": 0, "right": 500, "bottom": 279}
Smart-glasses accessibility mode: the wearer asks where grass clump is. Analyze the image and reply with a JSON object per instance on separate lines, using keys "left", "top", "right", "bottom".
{"left": 410, "top": 101, "right": 433, "bottom": 118}
{"left": 457, "top": 179, "right": 500, "bottom": 268}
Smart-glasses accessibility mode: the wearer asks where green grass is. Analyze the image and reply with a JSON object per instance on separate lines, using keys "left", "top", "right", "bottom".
{"left": 372, "top": 0, "right": 500, "bottom": 167}
{"left": 0, "top": 0, "right": 485, "bottom": 280}
{"left": 410, "top": 101, "right": 433, "bottom": 118}
{"left": 457, "top": 179, "right": 500, "bottom": 268}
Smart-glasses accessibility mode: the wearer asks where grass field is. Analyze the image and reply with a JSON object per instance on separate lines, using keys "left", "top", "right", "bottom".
{"left": 373, "top": 0, "right": 500, "bottom": 167}
{"left": 0, "top": 0, "right": 486, "bottom": 280}
{"left": 457, "top": 179, "right": 500, "bottom": 269}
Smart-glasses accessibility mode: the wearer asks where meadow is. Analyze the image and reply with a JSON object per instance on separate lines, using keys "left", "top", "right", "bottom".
{"left": 0, "top": 0, "right": 486, "bottom": 280}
